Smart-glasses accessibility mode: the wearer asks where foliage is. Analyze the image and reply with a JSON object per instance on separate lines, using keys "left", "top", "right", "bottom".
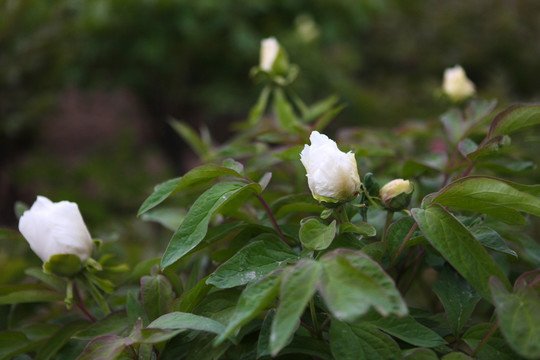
{"left": 1, "top": 39, "right": 540, "bottom": 360}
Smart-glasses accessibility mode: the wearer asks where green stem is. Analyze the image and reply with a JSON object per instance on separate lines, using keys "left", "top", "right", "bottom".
{"left": 333, "top": 205, "right": 350, "bottom": 225}
{"left": 471, "top": 320, "right": 498, "bottom": 357}
{"left": 382, "top": 211, "right": 394, "bottom": 247}
{"left": 309, "top": 297, "right": 322, "bottom": 340}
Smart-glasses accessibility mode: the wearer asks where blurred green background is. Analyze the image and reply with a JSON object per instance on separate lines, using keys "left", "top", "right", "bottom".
{"left": 1, "top": 0, "right": 539, "bottom": 244}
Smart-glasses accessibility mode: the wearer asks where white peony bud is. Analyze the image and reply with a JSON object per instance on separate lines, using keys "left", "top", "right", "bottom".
{"left": 260, "top": 37, "right": 280, "bottom": 72}
{"left": 379, "top": 179, "right": 414, "bottom": 211}
{"left": 442, "top": 65, "right": 476, "bottom": 102}
{"left": 18, "top": 196, "right": 94, "bottom": 263}
{"left": 300, "top": 131, "right": 361, "bottom": 203}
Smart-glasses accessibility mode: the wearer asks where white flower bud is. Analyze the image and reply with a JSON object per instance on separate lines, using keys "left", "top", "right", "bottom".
{"left": 300, "top": 131, "right": 361, "bottom": 203}
{"left": 443, "top": 65, "right": 476, "bottom": 102}
{"left": 379, "top": 179, "right": 414, "bottom": 211}
{"left": 18, "top": 196, "right": 94, "bottom": 263}
{"left": 260, "top": 37, "right": 280, "bottom": 72}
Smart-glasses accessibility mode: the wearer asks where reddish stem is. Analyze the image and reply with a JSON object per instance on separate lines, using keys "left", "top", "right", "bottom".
{"left": 255, "top": 194, "right": 291, "bottom": 248}
{"left": 74, "top": 281, "right": 96, "bottom": 323}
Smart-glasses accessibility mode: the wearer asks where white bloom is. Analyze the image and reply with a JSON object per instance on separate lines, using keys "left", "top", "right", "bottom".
{"left": 379, "top": 179, "right": 414, "bottom": 211}
{"left": 300, "top": 131, "right": 361, "bottom": 203}
{"left": 260, "top": 37, "right": 280, "bottom": 72}
{"left": 443, "top": 65, "right": 476, "bottom": 101}
{"left": 18, "top": 196, "right": 94, "bottom": 263}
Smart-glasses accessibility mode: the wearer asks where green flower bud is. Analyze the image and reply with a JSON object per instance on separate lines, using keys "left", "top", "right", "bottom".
{"left": 379, "top": 179, "right": 414, "bottom": 211}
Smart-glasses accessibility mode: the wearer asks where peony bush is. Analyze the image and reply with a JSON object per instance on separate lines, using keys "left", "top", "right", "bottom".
{"left": 1, "top": 38, "right": 540, "bottom": 360}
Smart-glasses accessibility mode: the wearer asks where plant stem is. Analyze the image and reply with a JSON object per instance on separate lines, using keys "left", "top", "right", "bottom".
{"left": 390, "top": 222, "right": 418, "bottom": 266}
{"left": 309, "top": 297, "right": 322, "bottom": 340}
{"left": 74, "top": 281, "right": 96, "bottom": 323}
{"left": 382, "top": 211, "right": 394, "bottom": 248}
{"left": 471, "top": 320, "right": 498, "bottom": 357}
{"left": 333, "top": 205, "right": 349, "bottom": 225}
{"left": 400, "top": 246, "right": 424, "bottom": 294}
{"left": 255, "top": 194, "right": 291, "bottom": 248}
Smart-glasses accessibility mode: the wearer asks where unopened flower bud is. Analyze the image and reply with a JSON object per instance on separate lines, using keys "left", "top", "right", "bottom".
{"left": 379, "top": 179, "right": 414, "bottom": 211}
{"left": 442, "top": 65, "right": 476, "bottom": 102}
{"left": 300, "top": 131, "right": 361, "bottom": 204}
{"left": 259, "top": 37, "right": 289, "bottom": 76}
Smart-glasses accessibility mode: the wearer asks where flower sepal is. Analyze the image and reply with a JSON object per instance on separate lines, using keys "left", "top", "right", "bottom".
{"left": 43, "top": 254, "right": 83, "bottom": 278}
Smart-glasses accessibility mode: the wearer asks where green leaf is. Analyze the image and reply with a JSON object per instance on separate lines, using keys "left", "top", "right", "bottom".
{"left": 432, "top": 265, "right": 481, "bottom": 336}
{"left": 77, "top": 335, "right": 132, "bottom": 360}
{"left": 161, "top": 181, "right": 261, "bottom": 268}
{"left": 74, "top": 311, "right": 128, "bottom": 340}
{"left": 403, "top": 348, "right": 439, "bottom": 360}
{"left": 169, "top": 275, "right": 212, "bottom": 313}
{"left": 36, "top": 321, "right": 88, "bottom": 360}
{"left": 0, "top": 284, "right": 64, "bottom": 305}
{"left": 462, "top": 323, "right": 520, "bottom": 360}
{"left": 441, "top": 353, "right": 474, "bottom": 360}
{"left": 24, "top": 268, "right": 65, "bottom": 292}
{"left": 138, "top": 164, "right": 245, "bottom": 216}
{"left": 126, "top": 290, "right": 148, "bottom": 329}
{"left": 270, "top": 259, "right": 322, "bottom": 356}
{"left": 207, "top": 234, "right": 298, "bottom": 288}
{"left": 466, "top": 135, "right": 510, "bottom": 162}
{"left": 490, "top": 277, "right": 540, "bottom": 359}
{"left": 214, "top": 270, "right": 284, "bottom": 344}
{"left": 441, "top": 108, "right": 465, "bottom": 144}
{"left": 147, "top": 312, "right": 225, "bottom": 335}
{"left": 330, "top": 320, "right": 402, "bottom": 360}
{"left": 247, "top": 85, "right": 271, "bottom": 125}
{"left": 488, "top": 104, "right": 540, "bottom": 138}
{"left": 386, "top": 216, "right": 417, "bottom": 258}
{"left": 412, "top": 205, "right": 511, "bottom": 302}
{"left": 169, "top": 120, "right": 212, "bottom": 159}
{"left": 222, "top": 158, "right": 244, "bottom": 175}
{"left": 319, "top": 249, "right": 407, "bottom": 321}
{"left": 471, "top": 226, "right": 517, "bottom": 257}
{"left": 280, "top": 335, "right": 333, "bottom": 360}
{"left": 137, "top": 177, "right": 181, "bottom": 216}
{"left": 0, "top": 332, "right": 36, "bottom": 359}
{"left": 366, "top": 314, "right": 446, "bottom": 348}
{"left": 273, "top": 87, "right": 303, "bottom": 132}
{"left": 257, "top": 309, "right": 275, "bottom": 358}
{"left": 299, "top": 218, "right": 337, "bottom": 250}
{"left": 140, "top": 274, "right": 175, "bottom": 321}
{"left": 340, "top": 222, "right": 377, "bottom": 237}
{"left": 141, "top": 207, "right": 185, "bottom": 231}
{"left": 429, "top": 176, "right": 540, "bottom": 225}
{"left": 302, "top": 95, "right": 339, "bottom": 123}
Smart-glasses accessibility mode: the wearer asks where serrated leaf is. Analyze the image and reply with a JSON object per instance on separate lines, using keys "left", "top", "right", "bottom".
{"left": 490, "top": 277, "right": 540, "bottom": 359}
{"left": 319, "top": 249, "right": 407, "bottom": 321}
{"left": 161, "top": 181, "right": 261, "bottom": 268}
{"left": 462, "top": 323, "right": 520, "bottom": 360}
{"left": 412, "top": 205, "right": 511, "bottom": 302}
{"left": 430, "top": 176, "right": 540, "bottom": 225}
{"left": 432, "top": 265, "right": 481, "bottom": 336}
{"left": 330, "top": 320, "right": 402, "bottom": 360}
{"left": 207, "top": 235, "right": 298, "bottom": 288}
{"left": 488, "top": 104, "right": 540, "bottom": 138}
{"left": 141, "top": 274, "right": 174, "bottom": 321}
{"left": 270, "top": 260, "right": 322, "bottom": 356}
{"left": 215, "top": 270, "right": 284, "bottom": 344}
{"left": 299, "top": 218, "right": 337, "bottom": 250}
